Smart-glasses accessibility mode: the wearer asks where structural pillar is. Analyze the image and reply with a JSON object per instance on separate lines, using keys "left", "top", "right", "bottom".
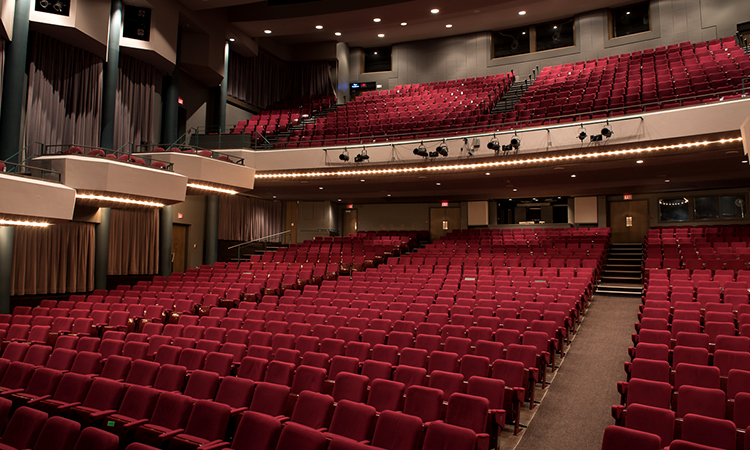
{"left": 0, "top": 227, "right": 15, "bottom": 315}
{"left": 95, "top": 208, "right": 111, "bottom": 290}
{"left": 488, "top": 201, "right": 498, "bottom": 226}
{"left": 161, "top": 27, "right": 181, "bottom": 145}
{"left": 100, "top": 0, "right": 122, "bottom": 150}
{"left": 204, "top": 195, "right": 219, "bottom": 265}
{"left": 214, "top": 40, "right": 229, "bottom": 133}
{"left": 159, "top": 206, "right": 173, "bottom": 276}
{"left": 0, "top": 0, "right": 32, "bottom": 162}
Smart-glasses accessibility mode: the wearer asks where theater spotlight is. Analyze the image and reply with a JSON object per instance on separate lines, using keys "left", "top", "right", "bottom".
{"left": 590, "top": 134, "right": 603, "bottom": 142}
{"left": 510, "top": 134, "right": 521, "bottom": 151}
{"left": 413, "top": 142, "right": 428, "bottom": 157}
{"left": 601, "top": 124, "right": 614, "bottom": 138}
{"left": 436, "top": 140, "right": 449, "bottom": 157}
{"left": 428, "top": 149, "right": 439, "bottom": 158}
{"left": 577, "top": 127, "right": 587, "bottom": 142}
{"left": 339, "top": 149, "right": 350, "bottom": 162}
{"left": 487, "top": 136, "right": 501, "bottom": 155}
{"left": 354, "top": 148, "right": 369, "bottom": 163}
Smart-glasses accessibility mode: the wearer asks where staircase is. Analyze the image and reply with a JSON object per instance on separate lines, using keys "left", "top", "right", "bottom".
{"left": 268, "top": 104, "right": 339, "bottom": 147}
{"left": 595, "top": 243, "right": 644, "bottom": 295}
{"left": 491, "top": 79, "right": 531, "bottom": 115}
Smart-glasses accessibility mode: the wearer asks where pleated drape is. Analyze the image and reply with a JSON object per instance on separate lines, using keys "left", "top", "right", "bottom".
{"left": 107, "top": 208, "right": 159, "bottom": 275}
{"left": 114, "top": 54, "right": 159, "bottom": 151}
{"left": 227, "top": 49, "right": 335, "bottom": 109}
{"left": 218, "top": 196, "right": 284, "bottom": 242}
{"left": 11, "top": 222, "right": 96, "bottom": 296}
{"left": 25, "top": 32, "right": 103, "bottom": 148}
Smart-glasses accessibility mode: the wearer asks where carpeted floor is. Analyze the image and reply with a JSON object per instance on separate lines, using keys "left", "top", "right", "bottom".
{"left": 515, "top": 294, "right": 640, "bottom": 450}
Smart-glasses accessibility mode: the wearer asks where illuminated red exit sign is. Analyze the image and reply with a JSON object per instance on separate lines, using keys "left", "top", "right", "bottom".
{"left": 623, "top": 194, "right": 632, "bottom": 200}
{"left": 441, "top": 201, "right": 449, "bottom": 207}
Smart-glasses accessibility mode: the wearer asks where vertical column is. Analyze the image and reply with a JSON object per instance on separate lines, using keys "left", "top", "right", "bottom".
{"left": 95, "top": 208, "right": 111, "bottom": 290}
{"left": 214, "top": 40, "right": 229, "bottom": 133}
{"left": 0, "top": 0, "right": 31, "bottom": 161}
{"left": 488, "top": 201, "right": 498, "bottom": 226}
{"left": 161, "top": 27, "right": 181, "bottom": 144}
{"left": 100, "top": 0, "right": 122, "bottom": 150}
{"left": 204, "top": 195, "right": 219, "bottom": 265}
{"left": 159, "top": 205, "right": 173, "bottom": 276}
{"left": 0, "top": 227, "right": 15, "bottom": 315}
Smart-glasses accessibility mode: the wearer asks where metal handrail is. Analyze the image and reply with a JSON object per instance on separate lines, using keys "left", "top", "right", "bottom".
{"left": 41, "top": 144, "right": 175, "bottom": 171}
{"left": 1, "top": 160, "right": 62, "bottom": 183}
{"left": 228, "top": 230, "right": 292, "bottom": 262}
{"left": 4, "top": 141, "right": 45, "bottom": 165}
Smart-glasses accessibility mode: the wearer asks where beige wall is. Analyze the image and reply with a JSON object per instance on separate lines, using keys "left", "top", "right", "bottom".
{"left": 296, "top": 201, "right": 335, "bottom": 242}
{"left": 120, "top": 0, "right": 179, "bottom": 73}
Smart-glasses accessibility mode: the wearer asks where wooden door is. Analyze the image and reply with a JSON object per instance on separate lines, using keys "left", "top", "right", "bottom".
{"left": 342, "top": 209, "right": 358, "bottom": 236}
{"left": 171, "top": 224, "right": 189, "bottom": 273}
{"left": 430, "top": 207, "right": 461, "bottom": 242}
{"left": 609, "top": 200, "right": 649, "bottom": 243}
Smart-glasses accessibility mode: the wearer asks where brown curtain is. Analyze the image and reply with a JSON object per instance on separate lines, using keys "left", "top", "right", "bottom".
{"left": 0, "top": 39, "right": 5, "bottom": 109}
{"left": 114, "top": 54, "right": 159, "bottom": 150}
{"left": 227, "top": 49, "right": 335, "bottom": 109}
{"left": 25, "top": 32, "right": 103, "bottom": 148}
{"left": 218, "top": 196, "right": 284, "bottom": 242}
{"left": 108, "top": 208, "right": 159, "bottom": 275}
{"left": 11, "top": 222, "right": 96, "bottom": 296}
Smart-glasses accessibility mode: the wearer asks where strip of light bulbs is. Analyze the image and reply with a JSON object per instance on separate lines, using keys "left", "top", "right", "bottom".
{"left": 0, "top": 219, "right": 50, "bottom": 227}
{"left": 255, "top": 137, "right": 743, "bottom": 179}
{"left": 76, "top": 193, "right": 164, "bottom": 207}
{"left": 186, "top": 183, "right": 238, "bottom": 195}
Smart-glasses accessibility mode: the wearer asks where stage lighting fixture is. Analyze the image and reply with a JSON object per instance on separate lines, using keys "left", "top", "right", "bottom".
{"left": 436, "top": 141, "right": 449, "bottom": 157}
{"left": 601, "top": 125, "right": 614, "bottom": 138}
{"left": 510, "top": 135, "right": 521, "bottom": 150}
{"left": 577, "top": 127, "right": 587, "bottom": 142}
{"left": 590, "top": 134, "right": 603, "bottom": 142}
{"left": 339, "top": 149, "right": 350, "bottom": 162}
{"left": 354, "top": 149, "right": 369, "bottom": 163}
{"left": 429, "top": 150, "right": 439, "bottom": 158}
{"left": 487, "top": 136, "right": 501, "bottom": 155}
{"left": 413, "top": 142, "right": 428, "bottom": 157}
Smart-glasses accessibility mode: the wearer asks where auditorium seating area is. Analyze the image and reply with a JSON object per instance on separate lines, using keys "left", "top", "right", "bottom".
{"left": 272, "top": 74, "right": 514, "bottom": 148}
{"left": 504, "top": 37, "right": 750, "bottom": 128}
{"left": 0, "top": 226, "right": 610, "bottom": 450}
{"left": 230, "top": 95, "right": 335, "bottom": 138}
{"left": 603, "top": 224, "right": 750, "bottom": 450}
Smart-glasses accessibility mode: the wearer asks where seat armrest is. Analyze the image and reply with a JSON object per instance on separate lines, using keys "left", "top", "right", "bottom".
{"left": 26, "top": 395, "right": 51, "bottom": 405}
{"left": 229, "top": 407, "right": 248, "bottom": 415}
{"left": 123, "top": 419, "right": 150, "bottom": 430}
{"left": 90, "top": 409, "right": 118, "bottom": 420}
{"left": 198, "top": 439, "right": 226, "bottom": 449}
{"left": 0, "top": 389, "right": 24, "bottom": 396}
{"left": 57, "top": 402, "right": 81, "bottom": 411}
{"left": 158, "top": 428, "right": 184, "bottom": 441}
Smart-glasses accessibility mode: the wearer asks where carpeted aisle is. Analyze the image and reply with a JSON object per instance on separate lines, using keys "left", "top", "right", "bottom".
{"left": 515, "top": 294, "right": 640, "bottom": 450}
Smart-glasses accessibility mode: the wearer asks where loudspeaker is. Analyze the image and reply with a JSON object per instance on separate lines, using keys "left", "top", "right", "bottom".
{"left": 123, "top": 5, "right": 151, "bottom": 41}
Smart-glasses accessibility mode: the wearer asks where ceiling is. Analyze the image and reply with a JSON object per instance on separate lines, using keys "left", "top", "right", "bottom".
{"left": 178, "top": 0, "right": 641, "bottom": 48}
{"left": 250, "top": 133, "right": 750, "bottom": 204}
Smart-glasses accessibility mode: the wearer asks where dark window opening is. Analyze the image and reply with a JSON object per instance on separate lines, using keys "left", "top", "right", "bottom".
{"left": 493, "top": 27, "right": 531, "bottom": 58}
{"left": 536, "top": 18, "right": 575, "bottom": 51}
{"left": 364, "top": 47, "right": 392, "bottom": 73}
{"left": 611, "top": 2, "right": 651, "bottom": 38}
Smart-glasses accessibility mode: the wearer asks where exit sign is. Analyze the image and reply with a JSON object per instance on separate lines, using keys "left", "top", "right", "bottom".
{"left": 441, "top": 201, "right": 449, "bottom": 207}
{"left": 623, "top": 194, "right": 632, "bottom": 200}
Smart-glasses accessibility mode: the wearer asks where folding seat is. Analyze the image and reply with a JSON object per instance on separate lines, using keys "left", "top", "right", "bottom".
{"left": 218, "top": 410, "right": 281, "bottom": 450}
{"left": 443, "top": 393, "right": 491, "bottom": 450}
{"left": 122, "top": 341, "right": 149, "bottom": 361}
{"left": 630, "top": 343, "right": 669, "bottom": 362}
{"left": 65, "top": 377, "right": 126, "bottom": 427}
{"left": 288, "top": 390, "right": 334, "bottom": 431}
{"left": 99, "top": 355, "right": 132, "bottom": 381}
{"left": 177, "top": 348, "right": 207, "bottom": 372}
{"left": 634, "top": 329, "right": 671, "bottom": 347}
{"left": 387, "top": 331, "right": 414, "bottom": 350}
{"left": 295, "top": 335, "right": 320, "bottom": 356}
{"left": 331, "top": 372, "right": 369, "bottom": 403}
{"left": 361, "top": 360, "right": 392, "bottom": 385}
{"left": 237, "top": 357, "right": 268, "bottom": 381}
{"left": 623, "top": 403, "right": 675, "bottom": 448}
{"left": 474, "top": 340, "right": 504, "bottom": 364}
{"left": 611, "top": 378, "right": 672, "bottom": 423}
{"left": 0, "top": 361, "right": 35, "bottom": 395}
{"left": 371, "top": 410, "right": 423, "bottom": 450}
{"left": 34, "top": 372, "right": 92, "bottom": 416}
{"left": 23, "top": 344, "right": 51, "bottom": 366}
{"left": 398, "top": 347, "right": 427, "bottom": 368}
{"left": 403, "top": 385, "right": 443, "bottom": 422}
{"left": 328, "top": 355, "right": 359, "bottom": 379}
{"left": 361, "top": 329, "right": 386, "bottom": 346}
{"left": 1, "top": 342, "right": 29, "bottom": 362}
{"left": 8, "top": 367, "right": 62, "bottom": 407}
{"left": 672, "top": 346, "right": 709, "bottom": 367}
{"left": 675, "top": 385, "right": 725, "bottom": 419}
{"left": 344, "top": 341, "right": 370, "bottom": 363}
{"left": 429, "top": 370, "right": 465, "bottom": 398}
{"left": 392, "top": 364, "right": 426, "bottom": 389}
{"left": 163, "top": 400, "right": 231, "bottom": 450}
{"left": 422, "top": 421, "right": 477, "bottom": 450}
{"left": 27, "top": 415, "right": 81, "bottom": 450}
{"left": 132, "top": 392, "right": 195, "bottom": 448}
{"left": 0, "top": 406, "right": 49, "bottom": 449}
{"left": 675, "top": 332, "right": 710, "bottom": 351}
{"left": 444, "top": 337, "right": 472, "bottom": 358}
{"left": 290, "top": 365, "right": 326, "bottom": 395}
{"left": 600, "top": 425, "right": 661, "bottom": 450}
{"left": 248, "top": 381, "right": 290, "bottom": 418}
{"left": 98, "top": 385, "right": 160, "bottom": 440}
{"left": 427, "top": 351, "right": 459, "bottom": 374}
{"left": 714, "top": 349, "right": 750, "bottom": 378}
{"left": 152, "top": 364, "right": 187, "bottom": 392}
{"left": 123, "top": 360, "right": 160, "bottom": 387}
{"left": 155, "top": 345, "right": 182, "bottom": 366}
{"left": 202, "top": 352, "right": 233, "bottom": 377}
{"left": 275, "top": 421, "right": 328, "bottom": 450}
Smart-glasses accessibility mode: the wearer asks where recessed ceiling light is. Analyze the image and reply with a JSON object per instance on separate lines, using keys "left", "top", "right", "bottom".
{"left": 378, "top": 33, "right": 385, "bottom": 38}
{"left": 485, "top": 172, "right": 490, "bottom": 176}
{"left": 553, "top": 25, "right": 558, "bottom": 29}
{"left": 743, "top": 160, "right": 748, "bottom": 164}
{"left": 374, "top": 51, "right": 378, "bottom": 55}
{"left": 361, "top": 179, "right": 365, "bottom": 182}
{"left": 401, "top": 22, "right": 407, "bottom": 26}
{"left": 335, "top": 32, "right": 342, "bottom": 36}
{"left": 263, "top": 30, "right": 272, "bottom": 34}
{"left": 337, "top": 199, "right": 341, "bottom": 201}
{"left": 319, "top": 187, "right": 323, "bottom": 189}
{"left": 387, "top": 194, "right": 391, "bottom": 197}
{"left": 522, "top": 31, "right": 526, "bottom": 35}
{"left": 273, "top": 195, "right": 276, "bottom": 199}
{"left": 571, "top": 174, "right": 576, "bottom": 178}
{"left": 436, "top": 182, "right": 441, "bottom": 186}
{"left": 373, "top": 18, "right": 381, "bottom": 22}
{"left": 431, "top": 8, "right": 439, "bottom": 14}
{"left": 445, "top": 24, "right": 452, "bottom": 28}
{"left": 626, "top": 11, "right": 631, "bottom": 15}
{"left": 315, "top": 25, "right": 323, "bottom": 30}
{"left": 636, "top": 160, "right": 644, "bottom": 164}
{"left": 229, "top": 37, "right": 236, "bottom": 42}
{"left": 513, "top": 189, "right": 517, "bottom": 192}
{"left": 518, "top": 10, "right": 526, "bottom": 15}
{"left": 665, "top": 179, "right": 670, "bottom": 182}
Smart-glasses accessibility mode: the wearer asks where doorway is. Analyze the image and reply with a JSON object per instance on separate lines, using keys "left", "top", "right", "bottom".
{"left": 342, "top": 209, "right": 358, "bottom": 237}
{"left": 171, "top": 224, "right": 189, "bottom": 273}
{"left": 609, "top": 200, "right": 649, "bottom": 243}
{"left": 429, "top": 207, "right": 461, "bottom": 242}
